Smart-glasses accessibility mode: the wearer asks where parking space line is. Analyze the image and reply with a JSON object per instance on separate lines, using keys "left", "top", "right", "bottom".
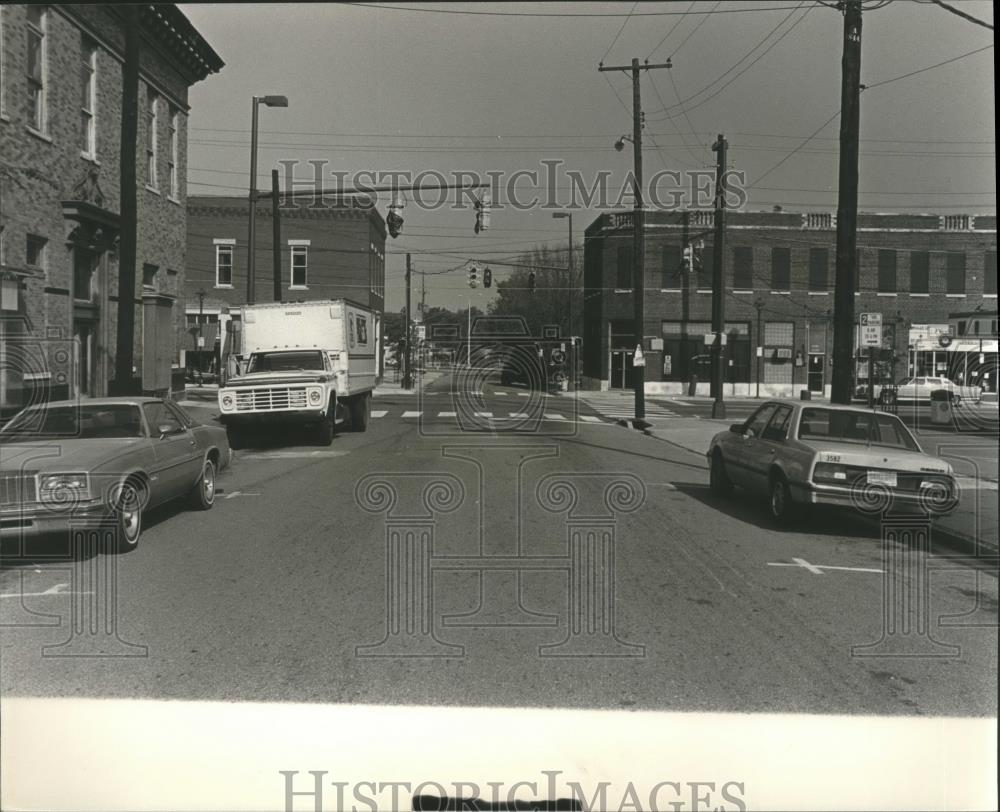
{"left": 768, "top": 557, "right": 884, "bottom": 575}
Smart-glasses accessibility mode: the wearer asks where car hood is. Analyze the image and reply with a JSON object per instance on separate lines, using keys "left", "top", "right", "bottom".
{"left": 226, "top": 371, "right": 330, "bottom": 387}
{"left": 803, "top": 440, "right": 952, "bottom": 474}
{"left": 0, "top": 438, "right": 147, "bottom": 474}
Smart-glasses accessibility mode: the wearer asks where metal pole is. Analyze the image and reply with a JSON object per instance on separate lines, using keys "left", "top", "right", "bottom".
{"left": 710, "top": 134, "right": 728, "bottom": 420}
{"left": 567, "top": 213, "right": 574, "bottom": 338}
{"left": 247, "top": 97, "right": 259, "bottom": 305}
{"left": 831, "top": 0, "right": 863, "bottom": 404}
{"left": 403, "top": 253, "right": 412, "bottom": 390}
{"left": 272, "top": 169, "right": 282, "bottom": 302}
{"left": 756, "top": 301, "right": 763, "bottom": 398}
{"left": 631, "top": 58, "right": 645, "bottom": 422}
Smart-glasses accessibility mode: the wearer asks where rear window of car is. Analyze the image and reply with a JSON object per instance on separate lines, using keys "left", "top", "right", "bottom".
{"left": 797, "top": 408, "right": 919, "bottom": 451}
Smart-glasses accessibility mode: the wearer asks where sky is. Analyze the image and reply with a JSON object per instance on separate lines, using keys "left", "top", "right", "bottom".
{"left": 179, "top": 1, "right": 996, "bottom": 313}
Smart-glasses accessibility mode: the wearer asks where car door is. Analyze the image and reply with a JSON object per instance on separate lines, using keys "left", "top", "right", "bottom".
{"left": 142, "top": 401, "right": 200, "bottom": 501}
{"left": 744, "top": 405, "right": 794, "bottom": 492}
{"left": 731, "top": 403, "right": 778, "bottom": 490}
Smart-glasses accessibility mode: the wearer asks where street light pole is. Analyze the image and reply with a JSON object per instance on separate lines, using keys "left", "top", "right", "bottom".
{"left": 246, "top": 95, "right": 288, "bottom": 305}
{"left": 552, "top": 211, "right": 573, "bottom": 337}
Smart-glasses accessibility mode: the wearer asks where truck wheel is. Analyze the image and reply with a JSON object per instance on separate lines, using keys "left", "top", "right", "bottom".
{"left": 351, "top": 394, "right": 370, "bottom": 432}
{"left": 317, "top": 402, "right": 335, "bottom": 445}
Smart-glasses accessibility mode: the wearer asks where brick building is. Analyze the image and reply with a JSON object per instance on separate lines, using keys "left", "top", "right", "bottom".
{"left": 181, "top": 195, "right": 386, "bottom": 380}
{"left": 582, "top": 209, "right": 998, "bottom": 397}
{"left": 0, "top": 4, "right": 222, "bottom": 416}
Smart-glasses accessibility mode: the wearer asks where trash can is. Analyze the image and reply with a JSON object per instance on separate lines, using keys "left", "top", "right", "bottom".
{"left": 929, "top": 389, "right": 953, "bottom": 425}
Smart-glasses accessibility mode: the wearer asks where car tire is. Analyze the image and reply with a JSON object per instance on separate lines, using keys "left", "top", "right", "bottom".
{"left": 317, "top": 404, "right": 335, "bottom": 446}
{"left": 111, "top": 477, "right": 145, "bottom": 554}
{"left": 189, "top": 458, "right": 216, "bottom": 511}
{"left": 709, "top": 451, "right": 734, "bottom": 497}
{"left": 768, "top": 474, "right": 795, "bottom": 527}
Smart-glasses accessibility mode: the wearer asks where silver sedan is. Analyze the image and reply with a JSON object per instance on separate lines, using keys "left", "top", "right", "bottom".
{"left": 706, "top": 401, "right": 958, "bottom": 525}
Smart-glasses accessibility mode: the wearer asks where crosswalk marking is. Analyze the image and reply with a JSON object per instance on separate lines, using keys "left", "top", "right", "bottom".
{"left": 474, "top": 411, "right": 494, "bottom": 418}
{"left": 402, "top": 410, "right": 422, "bottom": 418}
{"left": 438, "top": 411, "right": 457, "bottom": 417}
{"left": 371, "top": 410, "right": 388, "bottom": 418}
{"left": 580, "top": 415, "right": 602, "bottom": 423}
{"left": 509, "top": 412, "right": 530, "bottom": 418}
{"left": 495, "top": 391, "right": 509, "bottom": 396}
{"left": 543, "top": 413, "right": 566, "bottom": 421}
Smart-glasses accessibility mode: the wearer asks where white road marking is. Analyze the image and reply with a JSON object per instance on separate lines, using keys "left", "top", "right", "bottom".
{"left": 509, "top": 412, "right": 530, "bottom": 419}
{"left": 580, "top": 415, "right": 603, "bottom": 423}
{"left": 243, "top": 450, "right": 350, "bottom": 459}
{"left": 0, "top": 584, "right": 94, "bottom": 599}
{"left": 543, "top": 413, "right": 566, "bottom": 421}
{"left": 768, "top": 557, "right": 884, "bottom": 575}
{"left": 438, "top": 411, "right": 457, "bottom": 417}
{"left": 474, "top": 411, "right": 494, "bottom": 418}
{"left": 518, "top": 392, "right": 530, "bottom": 397}
{"left": 371, "top": 410, "right": 388, "bottom": 418}
{"left": 495, "top": 391, "right": 509, "bottom": 396}
{"left": 649, "top": 482, "right": 678, "bottom": 490}
{"left": 402, "top": 411, "right": 422, "bottom": 418}
{"left": 955, "top": 476, "right": 999, "bottom": 491}
{"left": 223, "top": 491, "right": 261, "bottom": 499}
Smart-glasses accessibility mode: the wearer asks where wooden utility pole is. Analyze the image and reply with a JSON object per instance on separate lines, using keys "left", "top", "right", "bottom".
{"left": 112, "top": 6, "right": 140, "bottom": 395}
{"left": 710, "top": 134, "right": 728, "bottom": 420}
{"left": 403, "top": 253, "right": 412, "bottom": 390}
{"left": 598, "top": 58, "right": 672, "bottom": 422}
{"left": 271, "top": 169, "right": 282, "bottom": 303}
{"left": 831, "top": 0, "right": 863, "bottom": 404}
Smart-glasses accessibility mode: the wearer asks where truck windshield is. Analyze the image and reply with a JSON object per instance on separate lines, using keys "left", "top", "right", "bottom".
{"left": 246, "top": 351, "right": 325, "bottom": 372}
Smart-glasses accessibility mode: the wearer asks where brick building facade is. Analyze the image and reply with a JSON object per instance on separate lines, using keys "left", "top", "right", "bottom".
{"left": 582, "top": 209, "right": 998, "bottom": 396}
{"left": 0, "top": 4, "right": 222, "bottom": 416}
{"left": 182, "top": 195, "right": 386, "bottom": 380}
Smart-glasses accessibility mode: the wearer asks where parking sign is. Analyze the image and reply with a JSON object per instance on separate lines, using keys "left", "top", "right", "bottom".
{"left": 860, "top": 312, "right": 882, "bottom": 347}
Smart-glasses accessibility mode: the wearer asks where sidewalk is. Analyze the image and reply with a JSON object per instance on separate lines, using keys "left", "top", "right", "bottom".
{"left": 636, "top": 417, "right": 998, "bottom": 556}
{"left": 373, "top": 370, "right": 444, "bottom": 396}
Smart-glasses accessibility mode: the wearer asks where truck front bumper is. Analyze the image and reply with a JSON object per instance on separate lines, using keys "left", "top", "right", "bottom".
{"left": 219, "top": 408, "right": 328, "bottom": 426}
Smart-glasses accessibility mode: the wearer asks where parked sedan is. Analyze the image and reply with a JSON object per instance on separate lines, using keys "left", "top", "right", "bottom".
{"left": 707, "top": 401, "right": 958, "bottom": 525}
{"left": 0, "top": 397, "right": 231, "bottom": 552}
{"left": 873, "top": 376, "right": 982, "bottom": 405}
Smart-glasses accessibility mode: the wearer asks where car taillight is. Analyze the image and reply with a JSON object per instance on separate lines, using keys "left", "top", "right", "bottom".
{"left": 813, "top": 462, "right": 849, "bottom": 482}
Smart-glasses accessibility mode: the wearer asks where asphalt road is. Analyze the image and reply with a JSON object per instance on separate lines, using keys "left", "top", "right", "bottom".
{"left": 1, "top": 374, "right": 996, "bottom": 717}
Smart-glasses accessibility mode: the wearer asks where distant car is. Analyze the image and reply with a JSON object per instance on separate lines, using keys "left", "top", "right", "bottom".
{"left": 873, "top": 376, "right": 982, "bottom": 405}
{"left": 0, "top": 398, "right": 231, "bottom": 552}
{"left": 706, "top": 401, "right": 958, "bottom": 525}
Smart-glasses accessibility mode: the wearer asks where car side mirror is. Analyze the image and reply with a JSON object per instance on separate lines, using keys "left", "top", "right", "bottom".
{"left": 157, "top": 423, "right": 182, "bottom": 438}
{"left": 730, "top": 423, "right": 744, "bottom": 434}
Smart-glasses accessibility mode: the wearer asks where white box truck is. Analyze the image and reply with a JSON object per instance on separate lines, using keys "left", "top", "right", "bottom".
{"left": 218, "top": 300, "right": 376, "bottom": 447}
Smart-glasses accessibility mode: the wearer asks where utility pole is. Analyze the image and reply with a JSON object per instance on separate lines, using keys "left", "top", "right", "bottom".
{"left": 403, "top": 253, "right": 412, "bottom": 390}
{"left": 272, "top": 169, "right": 282, "bottom": 303}
{"left": 420, "top": 270, "right": 426, "bottom": 319}
{"left": 598, "top": 58, "right": 672, "bottom": 422}
{"left": 831, "top": 0, "right": 863, "bottom": 404}
{"left": 710, "top": 134, "right": 728, "bottom": 420}
{"left": 112, "top": 5, "right": 140, "bottom": 395}
{"left": 755, "top": 299, "right": 764, "bottom": 399}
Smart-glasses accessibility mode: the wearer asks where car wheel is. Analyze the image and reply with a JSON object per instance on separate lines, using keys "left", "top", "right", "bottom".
{"left": 768, "top": 474, "right": 795, "bottom": 527}
{"left": 111, "top": 478, "right": 144, "bottom": 553}
{"left": 317, "top": 406, "right": 335, "bottom": 446}
{"left": 189, "top": 457, "right": 216, "bottom": 510}
{"left": 351, "top": 394, "right": 370, "bottom": 433}
{"left": 709, "top": 451, "right": 734, "bottom": 497}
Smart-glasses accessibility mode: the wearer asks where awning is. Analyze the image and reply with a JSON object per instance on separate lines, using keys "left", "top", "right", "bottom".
{"left": 947, "top": 339, "right": 998, "bottom": 353}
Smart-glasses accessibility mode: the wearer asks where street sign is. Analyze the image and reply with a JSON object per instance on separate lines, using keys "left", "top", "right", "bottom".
{"left": 633, "top": 345, "right": 645, "bottom": 367}
{"left": 860, "top": 312, "right": 882, "bottom": 347}
{"left": 663, "top": 354, "right": 672, "bottom": 375}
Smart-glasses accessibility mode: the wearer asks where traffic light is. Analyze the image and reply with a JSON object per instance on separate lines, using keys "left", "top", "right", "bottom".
{"left": 474, "top": 192, "right": 491, "bottom": 234}
{"left": 483, "top": 267, "right": 492, "bottom": 288}
{"left": 386, "top": 195, "right": 404, "bottom": 239}
{"left": 468, "top": 265, "right": 478, "bottom": 288}
{"left": 528, "top": 272, "right": 536, "bottom": 294}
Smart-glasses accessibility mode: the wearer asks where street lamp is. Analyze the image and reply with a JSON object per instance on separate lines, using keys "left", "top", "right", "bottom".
{"left": 552, "top": 212, "right": 573, "bottom": 339}
{"left": 247, "top": 94, "right": 288, "bottom": 305}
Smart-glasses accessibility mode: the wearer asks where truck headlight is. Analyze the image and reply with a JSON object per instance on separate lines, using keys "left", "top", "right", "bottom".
{"left": 308, "top": 388, "right": 322, "bottom": 406}
{"left": 38, "top": 473, "right": 90, "bottom": 505}
{"left": 220, "top": 393, "right": 234, "bottom": 410}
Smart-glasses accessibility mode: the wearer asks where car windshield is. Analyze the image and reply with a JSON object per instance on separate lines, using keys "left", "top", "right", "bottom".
{"left": 246, "top": 350, "right": 325, "bottom": 372}
{"left": 0, "top": 404, "right": 144, "bottom": 441}
{"left": 797, "top": 407, "right": 920, "bottom": 451}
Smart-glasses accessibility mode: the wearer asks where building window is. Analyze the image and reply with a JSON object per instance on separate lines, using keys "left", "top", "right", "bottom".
{"left": 214, "top": 242, "right": 234, "bottom": 287}
{"left": 733, "top": 246, "right": 753, "bottom": 290}
{"left": 167, "top": 107, "right": 179, "bottom": 199}
{"left": 946, "top": 252, "right": 966, "bottom": 294}
{"left": 145, "top": 88, "right": 158, "bottom": 188}
{"left": 142, "top": 264, "right": 158, "bottom": 291}
{"left": 764, "top": 321, "right": 794, "bottom": 384}
{"left": 910, "top": 251, "right": 930, "bottom": 294}
{"left": 661, "top": 244, "right": 682, "bottom": 289}
{"left": 73, "top": 248, "right": 98, "bottom": 301}
{"left": 80, "top": 40, "right": 97, "bottom": 158}
{"left": 26, "top": 234, "right": 46, "bottom": 269}
{"left": 770, "top": 247, "right": 790, "bottom": 292}
{"left": 616, "top": 245, "right": 631, "bottom": 289}
{"left": 26, "top": 6, "right": 47, "bottom": 133}
{"left": 877, "top": 249, "right": 897, "bottom": 293}
{"left": 290, "top": 243, "right": 308, "bottom": 288}
{"left": 808, "top": 247, "right": 828, "bottom": 291}
{"left": 984, "top": 251, "right": 997, "bottom": 295}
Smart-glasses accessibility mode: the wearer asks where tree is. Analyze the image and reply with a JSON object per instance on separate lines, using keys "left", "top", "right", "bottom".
{"left": 488, "top": 243, "right": 583, "bottom": 337}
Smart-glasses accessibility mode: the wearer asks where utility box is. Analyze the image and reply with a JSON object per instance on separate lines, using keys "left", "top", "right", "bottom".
{"left": 929, "top": 389, "right": 953, "bottom": 426}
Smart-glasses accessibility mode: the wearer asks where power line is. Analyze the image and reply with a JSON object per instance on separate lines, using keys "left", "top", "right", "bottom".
{"left": 669, "top": 0, "right": 721, "bottom": 58}
{"left": 600, "top": 0, "right": 639, "bottom": 65}
{"left": 348, "top": 3, "right": 813, "bottom": 18}
{"left": 645, "top": 0, "right": 695, "bottom": 60}
{"left": 863, "top": 43, "right": 994, "bottom": 91}
{"left": 927, "top": 0, "right": 993, "bottom": 30}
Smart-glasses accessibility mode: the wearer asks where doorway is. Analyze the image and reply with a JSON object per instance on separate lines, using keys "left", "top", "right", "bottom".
{"left": 808, "top": 353, "right": 825, "bottom": 392}
{"left": 73, "top": 320, "right": 97, "bottom": 397}
{"left": 610, "top": 350, "right": 636, "bottom": 390}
